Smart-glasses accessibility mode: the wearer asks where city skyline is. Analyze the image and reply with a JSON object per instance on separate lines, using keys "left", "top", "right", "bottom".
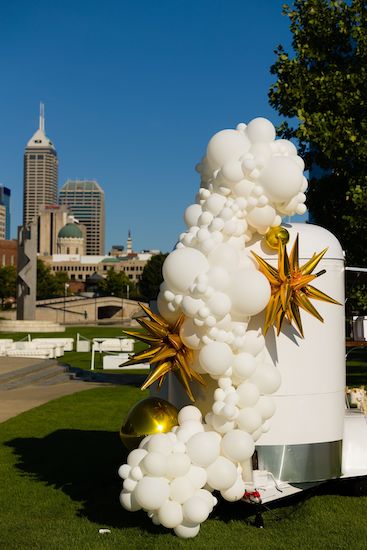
{"left": 0, "top": 1, "right": 306, "bottom": 253}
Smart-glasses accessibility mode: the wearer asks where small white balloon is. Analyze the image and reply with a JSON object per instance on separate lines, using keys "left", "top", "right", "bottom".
{"left": 256, "top": 396, "right": 276, "bottom": 419}
{"left": 242, "top": 331, "right": 265, "bottom": 355}
{"left": 127, "top": 449, "right": 148, "bottom": 468}
{"left": 147, "top": 433, "right": 173, "bottom": 456}
{"left": 140, "top": 452, "right": 168, "bottom": 477}
{"left": 174, "top": 522, "right": 201, "bottom": 539}
{"left": 237, "top": 407, "right": 263, "bottom": 433}
{"left": 207, "top": 129, "right": 250, "bottom": 168}
{"left": 221, "top": 476, "right": 246, "bottom": 502}
{"left": 118, "top": 464, "right": 131, "bottom": 479}
{"left": 207, "top": 292, "right": 231, "bottom": 318}
{"left": 186, "top": 465, "right": 207, "bottom": 489}
{"left": 237, "top": 382, "right": 260, "bottom": 408}
{"left": 246, "top": 117, "right": 276, "bottom": 143}
{"left": 119, "top": 490, "right": 141, "bottom": 512}
{"left": 178, "top": 405, "right": 203, "bottom": 424}
{"left": 233, "top": 352, "right": 257, "bottom": 380}
{"left": 251, "top": 364, "right": 281, "bottom": 394}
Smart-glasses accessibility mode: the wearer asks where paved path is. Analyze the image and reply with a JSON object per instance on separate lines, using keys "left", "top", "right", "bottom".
{"left": 0, "top": 357, "right": 102, "bottom": 423}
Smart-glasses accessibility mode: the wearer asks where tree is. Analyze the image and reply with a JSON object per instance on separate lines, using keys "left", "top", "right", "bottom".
{"left": 37, "top": 259, "right": 68, "bottom": 300}
{"left": 139, "top": 253, "right": 168, "bottom": 301}
{"left": 269, "top": 0, "right": 367, "bottom": 312}
{"left": 97, "top": 268, "right": 131, "bottom": 298}
{"left": 0, "top": 265, "right": 16, "bottom": 308}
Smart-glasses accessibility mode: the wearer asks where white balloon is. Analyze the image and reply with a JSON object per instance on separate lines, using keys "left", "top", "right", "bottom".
{"left": 163, "top": 248, "right": 209, "bottom": 294}
{"left": 211, "top": 414, "right": 235, "bottom": 434}
{"left": 221, "top": 161, "right": 244, "bottom": 183}
{"left": 118, "top": 464, "right": 131, "bottom": 479}
{"left": 231, "top": 270, "right": 271, "bottom": 316}
{"left": 157, "top": 291, "right": 181, "bottom": 324}
{"left": 134, "top": 477, "right": 170, "bottom": 510}
{"left": 123, "top": 478, "right": 137, "bottom": 492}
{"left": 247, "top": 205, "right": 276, "bottom": 229}
{"left": 233, "top": 352, "right": 256, "bottom": 380}
{"left": 199, "top": 342, "right": 233, "bottom": 376}
{"left": 221, "top": 430, "right": 255, "bottom": 462}
{"left": 256, "top": 396, "right": 276, "bottom": 419}
{"left": 130, "top": 466, "right": 143, "bottom": 481}
{"left": 147, "top": 434, "right": 173, "bottom": 456}
{"left": 234, "top": 179, "right": 254, "bottom": 198}
{"left": 242, "top": 331, "right": 265, "bottom": 355}
{"left": 176, "top": 421, "right": 204, "bottom": 443}
{"left": 186, "top": 465, "right": 207, "bottom": 489}
{"left": 207, "top": 292, "right": 231, "bottom": 318}
{"left": 204, "top": 193, "right": 227, "bottom": 216}
{"left": 246, "top": 117, "right": 276, "bottom": 143}
{"left": 141, "top": 452, "right": 168, "bottom": 477}
{"left": 180, "top": 318, "right": 203, "bottom": 350}
{"left": 273, "top": 138, "right": 297, "bottom": 156}
{"left": 206, "top": 456, "right": 238, "bottom": 491}
{"left": 221, "top": 476, "right": 246, "bottom": 502}
{"left": 127, "top": 449, "right": 148, "bottom": 468}
{"left": 208, "top": 244, "right": 239, "bottom": 271}
{"left": 236, "top": 382, "right": 260, "bottom": 408}
{"left": 260, "top": 156, "right": 303, "bottom": 202}
{"left": 158, "top": 500, "right": 183, "bottom": 529}
{"left": 184, "top": 204, "right": 202, "bottom": 228}
{"left": 186, "top": 431, "right": 221, "bottom": 467}
{"left": 182, "top": 496, "right": 210, "bottom": 524}
{"left": 251, "top": 364, "right": 281, "bottom": 394}
{"left": 237, "top": 407, "right": 263, "bottom": 433}
{"left": 174, "top": 522, "right": 200, "bottom": 539}
{"left": 119, "top": 490, "right": 141, "bottom": 512}
{"left": 178, "top": 405, "right": 203, "bottom": 424}
{"left": 194, "top": 489, "right": 216, "bottom": 510}
{"left": 170, "top": 476, "right": 196, "bottom": 504}
{"left": 207, "top": 129, "right": 250, "bottom": 168}
{"left": 206, "top": 266, "right": 231, "bottom": 291}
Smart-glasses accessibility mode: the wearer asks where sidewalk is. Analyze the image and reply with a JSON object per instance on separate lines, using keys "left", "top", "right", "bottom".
{"left": 0, "top": 357, "right": 102, "bottom": 423}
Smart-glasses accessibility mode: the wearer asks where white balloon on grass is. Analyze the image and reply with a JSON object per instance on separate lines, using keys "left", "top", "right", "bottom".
{"left": 186, "top": 431, "right": 221, "bottom": 467}
{"left": 174, "top": 522, "right": 201, "bottom": 539}
{"left": 182, "top": 496, "right": 211, "bottom": 524}
{"left": 170, "top": 477, "right": 196, "bottom": 504}
{"left": 220, "top": 476, "right": 246, "bottom": 502}
{"left": 120, "top": 490, "right": 141, "bottom": 512}
{"left": 186, "top": 465, "right": 207, "bottom": 489}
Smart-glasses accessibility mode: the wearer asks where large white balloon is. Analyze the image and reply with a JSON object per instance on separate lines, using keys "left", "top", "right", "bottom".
{"left": 206, "top": 456, "right": 238, "bottom": 491}
{"left": 199, "top": 342, "right": 233, "bottom": 376}
{"left": 134, "top": 477, "right": 170, "bottom": 510}
{"left": 231, "top": 270, "right": 271, "bottom": 316}
{"left": 237, "top": 407, "right": 263, "bottom": 433}
{"left": 251, "top": 364, "right": 281, "bottom": 394}
{"left": 163, "top": 248, "right": 209, "bottom": 293}
{"left": 246, "top": 117, "right": 276, "bottom": 143}
{"left": 158, "top": 500, "right": 183, "bottom": 529}
{"left": 182, "top": 496, "right": 211, "bottom": 524}
{"left": 260, "top": 156, "right": 303, "bottom": 202}
{"left": 184, "top": 204, "right": 202, "bottom": 228}
{"left": 207, "top": 129, "right": 250, "bottom": 168}
{"left": 220, "top": 476, "right": 246, "bottom": 502}
{"left": 186, "top": 431, "right": 221, "bottom": 467}
{"left": 170, "top": 477, "right": 196, "bottom": 504}
{"left": 141, "top": 452, "right": 168, "bottom": 477}
{"left": 221, "top": 430, "right": 255, "bottom": 462}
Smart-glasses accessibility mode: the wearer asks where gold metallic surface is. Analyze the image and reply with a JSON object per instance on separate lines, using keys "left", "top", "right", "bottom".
{"left": 120, "top": 397, "right": 179, "bottom": 450}
{"left": 122, "top": 303, "right": 205, "bottom": 401}
{"left": 265, "top": 226, "right": 290, "bottom": 249}
{"left": 252, "top": 234, "right": 341, "bottom": 338}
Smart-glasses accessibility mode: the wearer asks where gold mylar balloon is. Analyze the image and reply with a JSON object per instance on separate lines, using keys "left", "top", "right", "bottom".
{"left": 120, "top": 397, "right": 179, "bottom": 450}
{"left": 265, "top": 226, "right": 290, "bottom": 250}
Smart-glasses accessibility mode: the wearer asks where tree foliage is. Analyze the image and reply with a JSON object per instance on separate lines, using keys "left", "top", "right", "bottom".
{"left": 37, "top": 259, "right": 68, "bottom": 300}
{"left": 269, "top": 0, "right": 367, "bottom": 312}
{"left": 97, "top": 268, "right": 131, "bottom": 298}
{"left": 139, "top": 253, "right": 168, "bottom": 302}
{"left": 0, "top": 266, "right": 16, "bottom": 308}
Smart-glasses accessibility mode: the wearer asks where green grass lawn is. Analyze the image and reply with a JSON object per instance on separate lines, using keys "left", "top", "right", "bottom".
{"left": 0, "top": 385, "right": 366, "bottom": 550}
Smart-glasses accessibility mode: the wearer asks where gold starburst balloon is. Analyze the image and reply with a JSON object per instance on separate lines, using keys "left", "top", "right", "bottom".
{"left": 122, "top": 303, "right": 205, "bottom": 401}
{"left": 251, "top": 235, "right": 341, "bottom": 338}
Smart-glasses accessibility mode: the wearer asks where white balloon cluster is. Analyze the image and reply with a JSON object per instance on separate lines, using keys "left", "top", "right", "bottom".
{"left": 119, "top": 118, "right": 308, "bottom": 538}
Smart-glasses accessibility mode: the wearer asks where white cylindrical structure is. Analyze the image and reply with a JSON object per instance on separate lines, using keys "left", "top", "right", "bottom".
{"left": 252, "top": 223, "right": 345, "bottom": 482}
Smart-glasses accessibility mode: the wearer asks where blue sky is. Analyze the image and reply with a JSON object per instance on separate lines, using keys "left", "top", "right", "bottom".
{"left": 0, "top": 0, "right": 300, "bottom": 253}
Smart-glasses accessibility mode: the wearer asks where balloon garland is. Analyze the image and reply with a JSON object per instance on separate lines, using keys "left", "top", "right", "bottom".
{"left": 118, "top": 117, "right": 339, "bottom": 538}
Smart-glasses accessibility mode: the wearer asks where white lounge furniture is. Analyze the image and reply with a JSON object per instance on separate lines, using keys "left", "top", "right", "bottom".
{"left": 90, "top": 338, "right": 137, "bottom": 370}
{"left": 31, "top": 337, "right": 74, "bottom": 352}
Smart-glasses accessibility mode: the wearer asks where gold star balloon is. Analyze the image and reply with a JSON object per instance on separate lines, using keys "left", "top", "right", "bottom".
{"left": 251, "top": 234, "right": 341, "bottom": 338}
{"left": 122, "top": 303, "right": 205, "bottom": 401}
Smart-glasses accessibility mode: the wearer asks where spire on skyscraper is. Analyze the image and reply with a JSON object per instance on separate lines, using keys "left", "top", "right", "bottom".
{"left": 39, "top": 102, "right": 45, "bottom": 132}
{"left": 127, "top": 229, "right": 133, "bottom": 255}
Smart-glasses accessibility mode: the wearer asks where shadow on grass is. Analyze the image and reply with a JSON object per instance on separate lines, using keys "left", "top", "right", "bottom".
{"left": 4, "top": 429, "right": 158, "bottom": 532}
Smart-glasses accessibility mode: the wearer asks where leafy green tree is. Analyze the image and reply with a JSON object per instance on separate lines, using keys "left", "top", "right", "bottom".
{"left": 269, "top": 0, "right": 367, "bottom": 312}
{"left": 97, "top": 268, "right": 131, "bottom": 298}
{"left": 139, "top": 253, "right": 168, "bottom": 302}
{"left": 0, "top": 265, "right": 16, "bottom": 308}
{"left": 37, "top": 259, "right": 68, "bottom": 300}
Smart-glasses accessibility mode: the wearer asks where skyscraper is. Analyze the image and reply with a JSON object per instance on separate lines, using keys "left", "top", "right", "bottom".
{"left": 0, "top": 185, "right": 11, "bottom": 239}
{"left": 59, "top": 180, "right": 105, "bottom": 255}
{"left": 23, "top": 103, "right": 58, "bottom": 225}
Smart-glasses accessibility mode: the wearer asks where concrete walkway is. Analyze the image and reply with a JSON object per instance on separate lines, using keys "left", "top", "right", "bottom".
{"left": 0, "top": 357, "right": 102, "bottom": 423}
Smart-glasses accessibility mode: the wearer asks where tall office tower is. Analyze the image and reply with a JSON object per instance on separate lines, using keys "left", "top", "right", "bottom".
{"left": 0, "top": 185, "right": 11, "bottom": 239}
{"left": 59, "top": 180, "right": 105, "bottom": 255}
{"left": 23, "top": 103, "right": 58, "bottom": 225}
